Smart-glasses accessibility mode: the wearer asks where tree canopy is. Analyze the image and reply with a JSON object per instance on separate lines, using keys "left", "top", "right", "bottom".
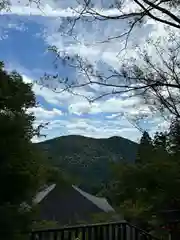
{"left": 0, "top": 62, "right": 46, "bottom": 239}
{"left": 104, "top": 118, "right": 180, "bottom": 237}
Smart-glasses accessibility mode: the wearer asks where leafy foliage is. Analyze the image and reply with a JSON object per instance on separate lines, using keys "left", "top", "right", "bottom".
{"left": 32, "top": 220, "right": 60, "bottom": 230}
{"left": 0, "top": 62, "right": 45, "bottom": 239}
{"left": 104, "top": 120, "right": 180, "bottom": 237}
{"left": 136, "top": 131, "right": 153, "bottom": 164}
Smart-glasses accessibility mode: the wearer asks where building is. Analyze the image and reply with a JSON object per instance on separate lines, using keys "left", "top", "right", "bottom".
{"left": 33, "top": 183, "right": 120, "bottom": 225}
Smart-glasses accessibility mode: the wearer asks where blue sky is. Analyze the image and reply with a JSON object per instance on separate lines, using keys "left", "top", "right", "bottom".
{"left": 0, "top": 0, "right": 174, "bottom": 142}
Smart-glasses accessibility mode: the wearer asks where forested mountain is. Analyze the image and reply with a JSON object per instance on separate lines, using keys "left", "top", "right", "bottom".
{"left": 37, "top": 135, "right": 138, "bottom": 193}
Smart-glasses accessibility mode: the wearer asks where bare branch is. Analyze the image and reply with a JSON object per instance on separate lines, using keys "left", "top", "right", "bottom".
{"left": 141, "top": 0, "right": 180, "bottom": 24}
{"left": 134, "top": 0, "right": 180, "bottom": 29}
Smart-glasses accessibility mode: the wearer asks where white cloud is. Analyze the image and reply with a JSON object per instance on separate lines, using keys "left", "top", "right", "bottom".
{"left": 65, "top": 117, "right": 141, "bottom": 141}
{"left": 149, "top": 117, "right": 171, "bottom": 136}
{"left": 2, "top": 0, "right": 178, "bottom": 143}
{"left": 21, "top": 75, "right": 78, "bottom": 105}
{"left": 21, "top": 73, "right": 159, "bottom": 143}
{"left": 28, "top": 106, "right": 63, "bottom": 120}
{"left": 1, "top": 5, "right": 79, "bottom": 17}
{"left": 105, "top": 113, "right": 119, "bottom": 119}
{"left": 2, "top": 0, "right": 139, "bottom": 18}
{"left": 69, "top": 102, "right": 91, "bottom": 115}
{"left": 33, "top": 115, "right": 141, "bottom": 143}
{"left": 20, "top": 72, "right": 169, "bottom": 143}
{"left": 68, "top": 96, "right": 151, "bottom": 118}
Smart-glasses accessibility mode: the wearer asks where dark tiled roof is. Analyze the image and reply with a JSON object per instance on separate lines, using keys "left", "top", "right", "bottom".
{"left": 35, "top": 184, "right": 115, "bottom": 225}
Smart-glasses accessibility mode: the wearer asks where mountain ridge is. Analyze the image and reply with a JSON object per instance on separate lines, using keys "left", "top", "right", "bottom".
{"left": 38, "top": 134, "right": 137, "bottom": 144}
{"left": 37, "top": 135, "right": 138, "bottom": 193}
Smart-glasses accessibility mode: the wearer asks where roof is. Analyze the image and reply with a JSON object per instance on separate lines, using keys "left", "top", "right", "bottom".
{"left": 33, "top": 184, "right": 56, "bottom": 204}
{"left": 33, "top": 184, "right": 115, "bottom": 213}
{"left": 33, "top": 184, "right": 117, "bottom": 224}
{"left": 72, "top": 185, "right": 115, "bottom": 213}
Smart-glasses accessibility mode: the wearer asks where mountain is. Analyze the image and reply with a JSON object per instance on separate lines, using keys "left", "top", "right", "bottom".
{"left": 37, "top": 135, "right": 138, "bottom": 193}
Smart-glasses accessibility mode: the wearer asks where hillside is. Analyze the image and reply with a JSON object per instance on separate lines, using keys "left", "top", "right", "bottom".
{"left": 37, "top": 135, "right": 138, "bottom": 193}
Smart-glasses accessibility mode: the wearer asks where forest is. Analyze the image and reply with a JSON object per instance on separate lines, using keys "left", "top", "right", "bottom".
{"left": 1, "top": 0, "right": 180, "bottom": 239}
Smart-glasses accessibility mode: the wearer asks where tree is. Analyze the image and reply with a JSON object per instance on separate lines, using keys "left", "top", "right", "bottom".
{"left": 105, "top": 126, "right": 180, "bottom": 237}
{"left": 46, "top": 28, "right": 180, "bottom": 123}
{"left": 34, "top": 0, "right": 179, "bottom": 124}
{"left": 0, "top": 0, "right": 41, "bottom": 11}
{"left": 118, "top": 160, "right": 180, "bottom": 236}
{"left": 136, "top": 131, "right": 153, "bottom": 164}
{"left": 153, "top": 131, "right": 169, "bottom": 159}
{"left": 0, "top": 0, "right": 8, "bottom": 10}
{"left": 0, "top": 62, "right": 44, "bottom": 239}
{"left": 1, "top": 0, "right": 180, "bottom": 31}
{"left": 168, "top": 118, "right": 180, "bottom": 157}
{"left": 58, "top": 0, "right": 180, "bottom": 45}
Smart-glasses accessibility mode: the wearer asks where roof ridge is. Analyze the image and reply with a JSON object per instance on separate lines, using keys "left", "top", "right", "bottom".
{"left": 72, "top": 185, "right": 115, "bottom": 213}
{"left": 33, "top": 183, "right": 56, "bottom": 204}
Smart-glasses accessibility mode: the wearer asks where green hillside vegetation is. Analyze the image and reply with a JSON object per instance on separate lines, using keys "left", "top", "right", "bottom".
{"left": 37, "top": 135, "right": 138, "bottom": 193}
{"left": 0, "top": 62, "right": 49, "bottom": 239}
{"left": 102, "top": 125, "right": 180, "bottom": 238}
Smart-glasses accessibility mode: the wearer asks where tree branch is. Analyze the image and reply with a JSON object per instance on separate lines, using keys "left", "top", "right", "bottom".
{"left": 142, "top": 0, "right": 180, "bottom": 25}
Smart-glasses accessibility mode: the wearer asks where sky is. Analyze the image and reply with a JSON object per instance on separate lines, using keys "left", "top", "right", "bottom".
{"left": 0, "top": 0, "right": 177, "bottom": 142}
